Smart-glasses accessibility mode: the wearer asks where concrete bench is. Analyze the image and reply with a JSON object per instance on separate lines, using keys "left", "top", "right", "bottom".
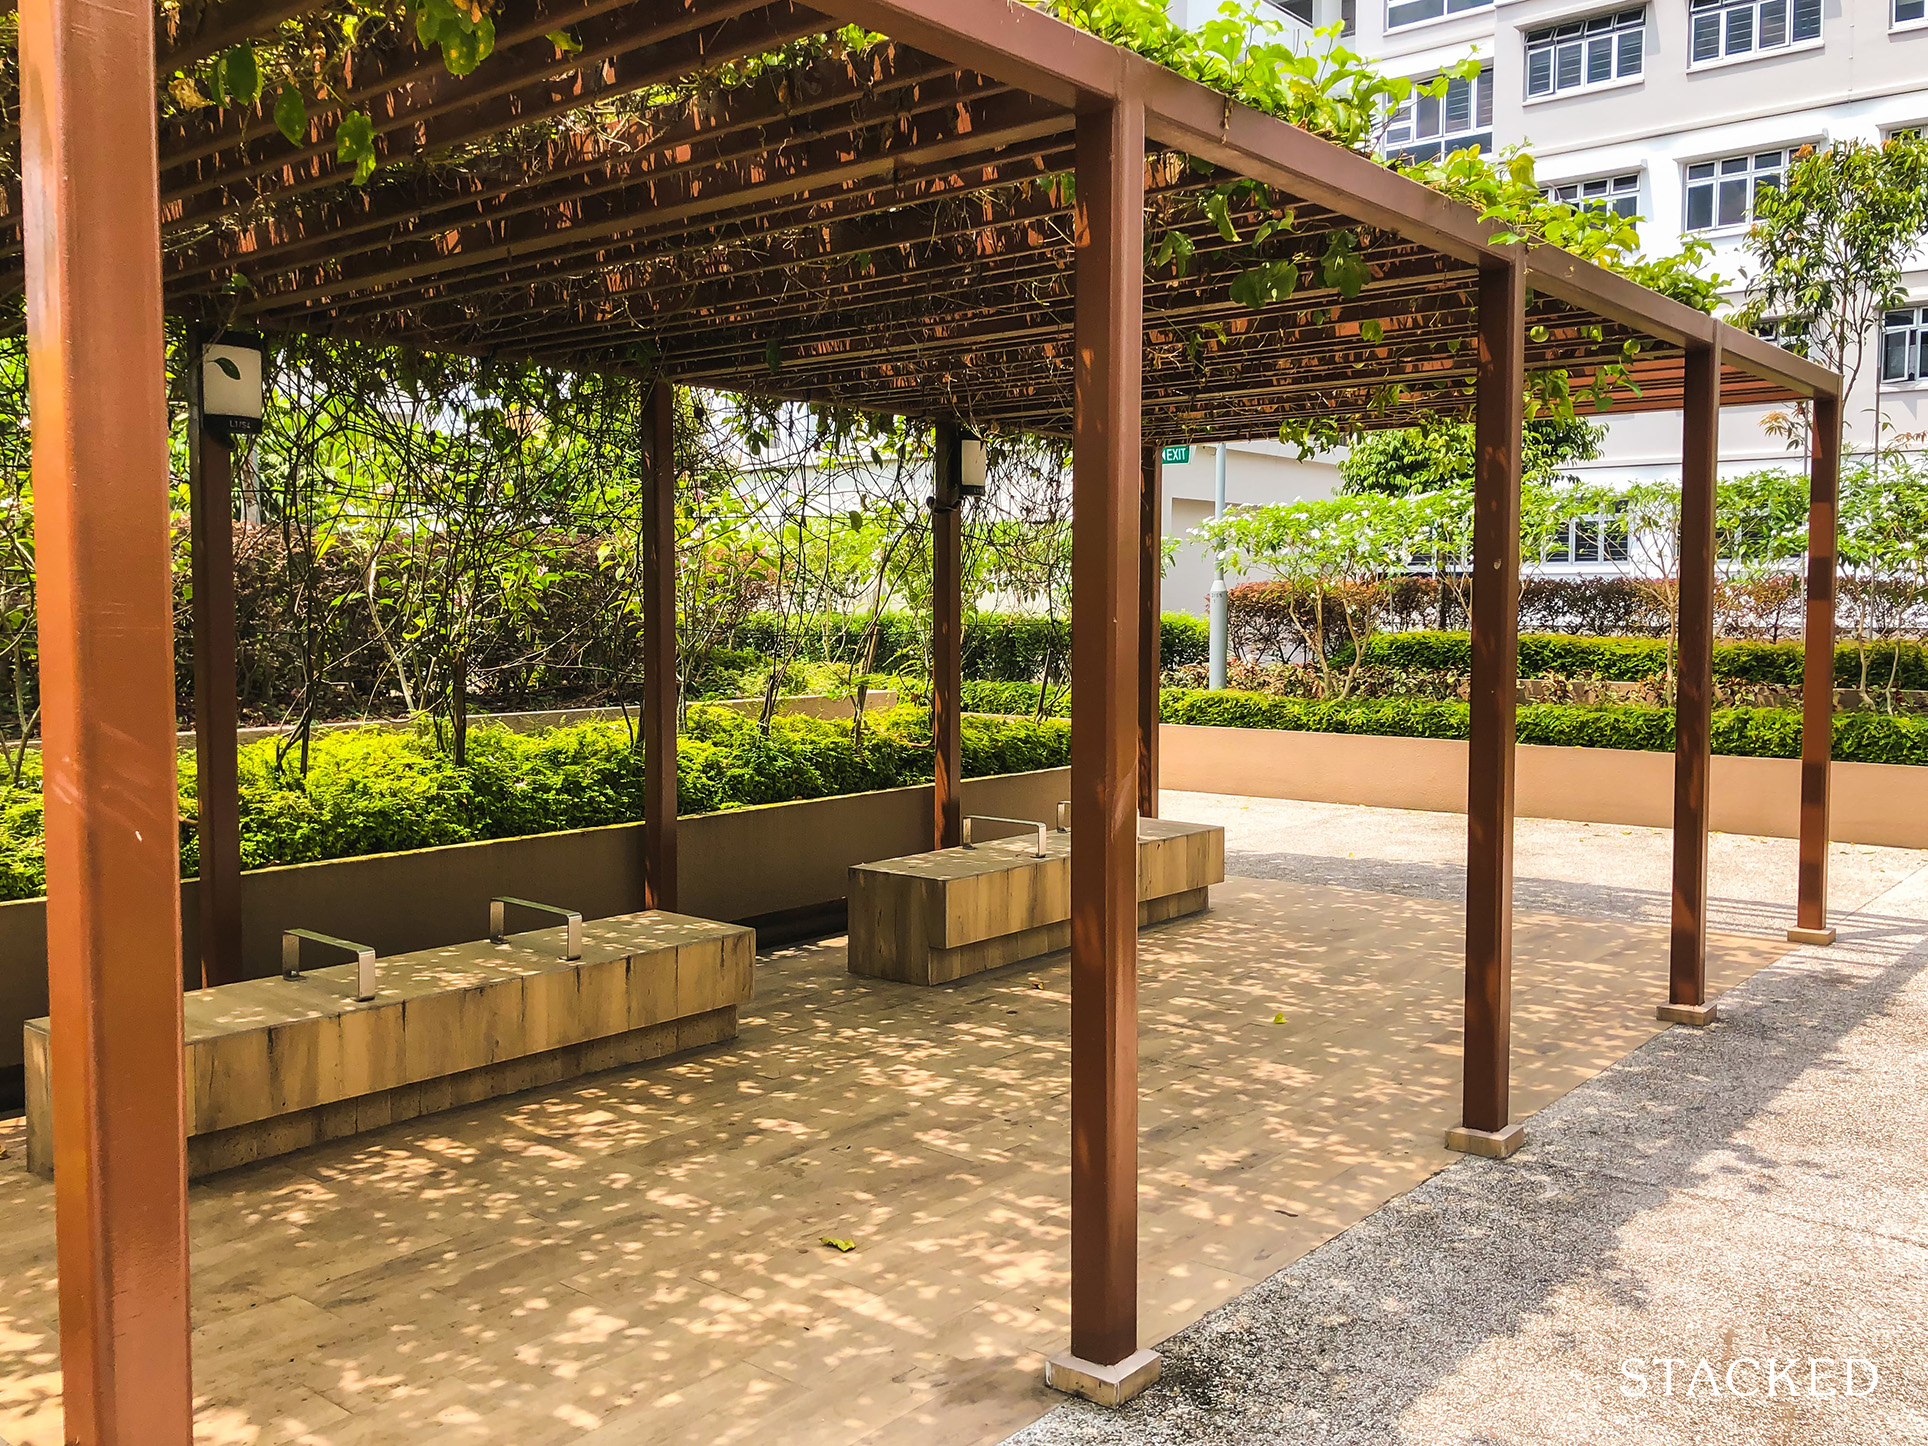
{"left": 847, "top": 818, "right": 1224, "bottom": 986}
{"left": 24, "top": 908, "right": 753, "bottom": 1180}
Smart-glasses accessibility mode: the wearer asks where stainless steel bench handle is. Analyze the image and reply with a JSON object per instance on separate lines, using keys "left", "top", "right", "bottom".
{"left": 1056, "top": 800, "right": 1070, "bottom": 832}
{"left": 283, "top": 929, "right": 378, "bottom": 1002}
{"left": 491, "top": 897, "right": 584, "bottom": 961}
{"left": 961, "top": 815, "right": 1048, "bottom": 858}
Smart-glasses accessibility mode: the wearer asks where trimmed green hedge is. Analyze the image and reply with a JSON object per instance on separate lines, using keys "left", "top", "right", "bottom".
{"left": 962, "top": 680, "right": 1073, "bottom": 717}
{"left": 0, "top": 705, "right": 1072, "bottom": 903}
{"left": 1357, "top": 630, "right": 1928, "bottom": 688}
{"left": 730, "top": 610, "right": 1209, "bottom": 682}
{"left": 1159, "top": 688, "right": 1928, "bottom": 765}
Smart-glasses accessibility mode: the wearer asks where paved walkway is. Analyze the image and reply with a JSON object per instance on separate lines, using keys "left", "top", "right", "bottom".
{"left": 2, "top": 797, "right": 1919, "bottom": 1445}
{"left": 1014, "top": 797, "right": 1928, "bottom": 1446}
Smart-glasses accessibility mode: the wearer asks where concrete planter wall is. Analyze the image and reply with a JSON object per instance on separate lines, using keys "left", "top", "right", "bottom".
{"left": 1159, "top": 722, "right": 1928, "bottom": 849}
{"left": 0, "top": 766, "right": 1065, "bottom": 1076}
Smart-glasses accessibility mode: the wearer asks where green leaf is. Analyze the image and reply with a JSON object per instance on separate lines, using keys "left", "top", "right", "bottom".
{"left": 211, "top": 356, "right": 241, "bottom": 381}
{"left": 821, "top": 1236, "right": 857, "bottom": 1253}
{"left": 1360, "top": 318, "right": 1385, "bottom": 345}
{"left": 415, "top": 0, "right": 496, "bottom": 77}
{"left": 765, "top": 339, "right": 782, "bottom": 374}
{"left": 335, "top": 111, "right": 378, "bottom": 185}
{"left": 440, "top": 17, "right": 495, "bottom": 76}
{"left": 1229, "top": 260, "right": 1297, "bottom": 309}
{"left": 1205, "top": 191, "right": 1239, "bottom": 244}
{"left": 1150, "top": 229, "right": 1195, "bottom": 276}
{"left": 273, "top": 84, "right": 307, "bottom": 144}
{"left": 1320, "top": 232, "right": 1369, "bottom": 299}
{"left": 545, "top": 28, "right": 582, "bottom": 54}
{"left": 221, "top": 43, "right": 262, "bottom": 107}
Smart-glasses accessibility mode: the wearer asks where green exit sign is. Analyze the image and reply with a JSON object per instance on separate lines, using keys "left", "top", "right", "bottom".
{"left": 1160, "top": 444, "right": 1192, "bottom": 465}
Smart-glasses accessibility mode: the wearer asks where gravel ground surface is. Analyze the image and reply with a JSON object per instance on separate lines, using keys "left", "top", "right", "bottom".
{"left": 1009, "top": 796, "right": 1928, "bottom": 1446}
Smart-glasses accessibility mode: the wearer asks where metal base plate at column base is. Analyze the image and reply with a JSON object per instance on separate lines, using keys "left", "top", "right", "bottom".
{"left": 1656, "top": 1000, "right": 1719, "bottom": 1027}
{"left": 1045, "top": 1347, "right": 1162, "bottom": 1407}
{"left": 1787, "top": 925, "right": 1837, "bottom": 946}
{"left": 1444, "top": 1121, "right": 1524, "bottom": 1158}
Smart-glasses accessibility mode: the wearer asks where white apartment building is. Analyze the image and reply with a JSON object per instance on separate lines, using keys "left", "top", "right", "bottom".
{"left": 1158, "top": 0, "right": 1928, "bottom": 608}
{"left": 1356, "top": 0, "right": 1928, "bottom": 486}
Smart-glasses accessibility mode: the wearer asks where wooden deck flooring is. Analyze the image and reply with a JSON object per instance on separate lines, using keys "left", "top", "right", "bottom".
{"left": 0, "top": 875, "right": 1789, "bottom": 1446}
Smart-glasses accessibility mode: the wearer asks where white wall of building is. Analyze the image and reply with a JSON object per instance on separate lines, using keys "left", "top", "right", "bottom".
{"left": 1160, "top": 0, "right": 1928, "bottom": 579}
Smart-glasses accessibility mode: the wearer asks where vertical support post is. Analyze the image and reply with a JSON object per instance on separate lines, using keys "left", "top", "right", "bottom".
{"left": 1448, "top": 255, "right": 1525, "bottom": 1160}
{"left": 642, "top": 379, "right": 679, "bottom": 913}
{"left": 187, "top": 357, "right": 244, "bottom": 989}
{"left": 20, "top": 0, "right": 195, "bottom": 1436}
{"left": 1665, "top": 344, "right": 1720, "bottom": 1023}
{"left": 1792, "top": 391, "right": 1841, "bottom": 945}
{"left": 1138, "top": 446, "right": 1162, "bottom": 819}
{"left": 932, "top": 422, "right": 964, "bottom": 850}
{"left": 1047, "top": 98, "right": 1160, "bottom": 1408}
{"left": 1208, "top": 444, "right": 1229, "bottom": 691}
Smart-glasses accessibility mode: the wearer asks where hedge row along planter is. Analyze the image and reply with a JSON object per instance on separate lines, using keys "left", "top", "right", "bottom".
{"left": 0, "top": 704, "right": 1071, "bottom": 904}
{"left": 1354, "top": 630, "right": 1928, "bottom": 689}
{"left": 1157, "top": 689, "right": 1928, "bottom": 766}
{"left": 959, "top": 680, "right": 1928, "bottom": 767}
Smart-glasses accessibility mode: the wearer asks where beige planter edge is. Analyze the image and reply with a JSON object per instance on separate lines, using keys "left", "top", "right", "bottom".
{"left": 1158, "top": 722, "right": 1928, "bottom": 850}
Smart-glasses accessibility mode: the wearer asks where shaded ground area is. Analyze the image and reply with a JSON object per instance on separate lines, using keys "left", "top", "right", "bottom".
{"left": 0, "top": 797, "right": 1808, "bottom": 1446}
{"left": 1014, "top": 800, "right": 1928, "bottom": 1446}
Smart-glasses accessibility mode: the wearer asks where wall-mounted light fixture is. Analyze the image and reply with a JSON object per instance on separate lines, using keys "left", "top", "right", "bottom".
{"left": 934, "top": 426, "right": 988, "bottom": 511}
{"left": 957, "top": 430, "right": 987, "bottom": 498}
{"left": 200, "top": 333, "right": 265, "bottom": 442}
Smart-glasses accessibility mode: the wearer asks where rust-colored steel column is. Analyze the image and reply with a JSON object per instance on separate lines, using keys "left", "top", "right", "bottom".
{"left": 1063, "top": 97, "right": 1146, "bottom": 1378}
{"left": 932, "top": 422, "right": 965, "bottom": 850}
{"left": 187, "top": 359, "right": 244, "bottom": 989}
{"left": 1138, "top": 446, "right": 1162, "bottom": 819}
{"left": 20, "top": 0, "right": 195, "bottom": 1437}
{"left": 1794, "top": 391, "right": 1841, "bottom": 943}
{"left": 1453, "top": 255, "right": 1525, "bottom": 1155}
{"left": 1666, "top": 344, "right": 1720, "bottom": 1021}
{"left": 642, "top": 379, "right": 679, "bottom": 912}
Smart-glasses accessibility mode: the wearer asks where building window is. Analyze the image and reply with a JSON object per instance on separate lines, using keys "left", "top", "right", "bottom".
{"left": 1885, "top": 308, "right": 1926, "bottom": 384}
{"left": 1683, "top": 150, "right": 1785, "bottom": 230}
{"left": 1547, "top": 173, "right": 1642, "bottom": 218}
{"left": 1690, "top": 0, "right": 1821, "bottom": 62}
{"left": 1546, "top": 511, "right": 1630, "bottom": 564}
{"left": 1897, "top": 0, "right": 1925, "bottom": 23}
{"left": 1383, "top": 67, "right": 1494, "bottom": 163}
{"left": 1755, "top": 318, "right": 1808, "bottom": 353}
{"left": 1526, "top": 10, "right": 1645, "bottom": 97}
{"left": 1387, "top": 0, "right": 1490, "bottom": 31}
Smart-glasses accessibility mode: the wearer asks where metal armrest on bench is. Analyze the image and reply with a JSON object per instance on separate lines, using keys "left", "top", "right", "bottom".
{"left": 282, "top": 928, "right": 378, "bottom": 1002}
{"left": 962, "top": 815, "right": 1048, "bottom": 857}
{"left": 491, "top": 896, "right": 584, "bottom": 960}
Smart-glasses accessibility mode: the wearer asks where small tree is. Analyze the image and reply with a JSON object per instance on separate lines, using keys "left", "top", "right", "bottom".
{"left": 1339, "top": 416, "right": 1605, "bottom": 497}
{"left": 1838, "top": 448, "right": 1928, "bottom": 694}
{"left": 1197, "top": 493, "right": 1416, "bottom": 698}
{"left": 1739, "top": 135, "right": 1928, "bottom": 442}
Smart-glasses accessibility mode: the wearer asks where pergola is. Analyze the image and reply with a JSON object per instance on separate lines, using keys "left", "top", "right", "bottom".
{"left": 14, "top": 0, "right": 1843, "bottom": 1434}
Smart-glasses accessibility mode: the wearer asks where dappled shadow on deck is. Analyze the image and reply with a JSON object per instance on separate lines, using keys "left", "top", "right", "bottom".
{"left": 0, "top": 876, "right": 1789, "bottom": 1446}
